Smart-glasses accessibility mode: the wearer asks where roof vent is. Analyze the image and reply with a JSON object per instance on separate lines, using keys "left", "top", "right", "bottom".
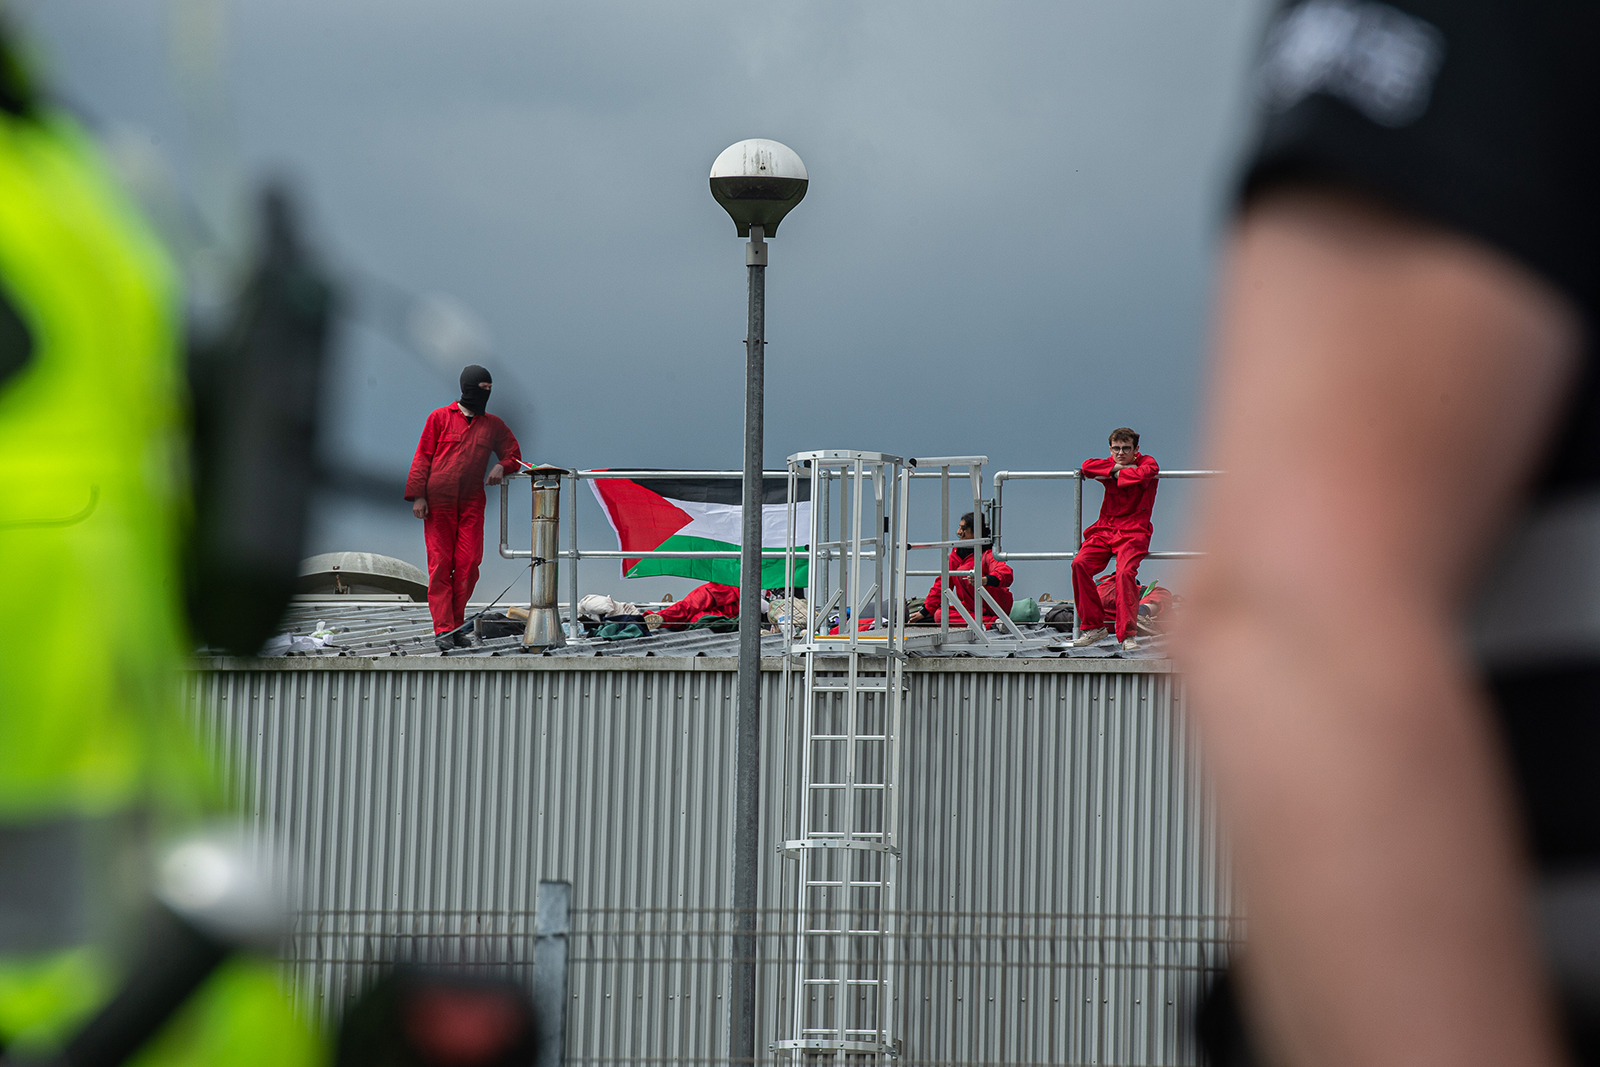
{"left": 296, "top": 552, "right": 427, "bottom": 600}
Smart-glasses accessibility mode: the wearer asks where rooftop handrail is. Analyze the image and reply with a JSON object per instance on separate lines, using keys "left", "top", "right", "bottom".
{"left": 497, "top": 464, "right": 1223, "bottom": 637}
{"left": 989, "top": 468, "right": 1223, "bottom": 562}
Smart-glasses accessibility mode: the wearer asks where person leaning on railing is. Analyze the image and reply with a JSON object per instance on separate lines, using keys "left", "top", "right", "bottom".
{"left": 1070, "top": 427, "right": 1159, "bottom": 652}
{"left": 404, "top": 364, "right": 526, "bottom": 651}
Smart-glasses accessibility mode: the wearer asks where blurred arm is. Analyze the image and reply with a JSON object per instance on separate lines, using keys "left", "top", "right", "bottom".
{"left": 1183, "top": 187, "right": 1580, "bottom": 1067}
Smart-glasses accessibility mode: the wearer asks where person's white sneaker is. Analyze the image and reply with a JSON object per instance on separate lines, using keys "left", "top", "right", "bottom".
{"left": 1072, "top": 627, "right": 1109, "bottom": 647}
{"left": 1122, "top": 637, "right": 1139, "bottom": 653}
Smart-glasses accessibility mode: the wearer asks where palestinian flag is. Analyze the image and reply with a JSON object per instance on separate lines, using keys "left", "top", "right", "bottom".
{"left": 589, "top": 473, "right": 811, "bottom": 587}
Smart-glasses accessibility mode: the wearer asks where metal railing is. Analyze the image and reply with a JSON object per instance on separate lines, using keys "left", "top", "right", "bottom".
{"left": 499, "top": 466, "right": 1222, "bottom": 639}
{"left": 900, "top": 456, "right": 1030, "bottom": 644}
{"left": 991, "top": 469, "right": 1221, "bottom": 642}
{"left": 990, "top": 469, "right": 1222, "bottom": 564}
{"left": 501, "top": 468, "right": 793, "bottom": 635}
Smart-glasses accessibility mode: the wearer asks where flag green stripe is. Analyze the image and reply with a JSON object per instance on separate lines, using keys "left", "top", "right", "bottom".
{"left": 623, "top": 533, "right": 808, "bottom": 588}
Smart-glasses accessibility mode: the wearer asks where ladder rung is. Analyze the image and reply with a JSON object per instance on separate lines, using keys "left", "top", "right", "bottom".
{"left": 810, "top": 734, "right": 887, "bottom": 741}
{"left": 805, "top": 783, "right": 885, "bottom": 789}
{"left": 801, "top": 978, "right": 884, "bottom": 985}
{"left": 801, "top": 832, "right": 885, "bottom": 838}
{"left": 802, "top": 930, "right": 887, "bottom": 938}
{"left": 799, "top": 841, "right": 886, "bottom": 848}
{"left": 801, "top": 1028, "right": 886, "bottom": 1036}
{"left": 804, "top": 881, "right": 888, "bottom": 889}
{"left": 811, "top": 686, "right": 888, "bottom": 693}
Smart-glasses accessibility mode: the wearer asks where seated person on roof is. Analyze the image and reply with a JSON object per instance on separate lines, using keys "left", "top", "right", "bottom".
{"left": 1093, "top": 572, "right": 1174, "bottom": 635}
{"left": 908, "top": 512, "right": 1013, "bottom": 626}
{"left": 645, "top": 581, "right": 740, "bottom": 629}
{"left": 644, "top": 582, "right": 799, "bottom": 631}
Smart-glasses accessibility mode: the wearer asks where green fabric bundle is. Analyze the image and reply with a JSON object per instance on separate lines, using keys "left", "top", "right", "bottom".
{"left": 1008, "top": 597, "right": 1041, "bottom": 624}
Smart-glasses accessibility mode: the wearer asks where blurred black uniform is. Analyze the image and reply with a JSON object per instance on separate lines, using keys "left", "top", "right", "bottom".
{"left": 1204, "top": 1, "right": 1600, "bottom": 1062}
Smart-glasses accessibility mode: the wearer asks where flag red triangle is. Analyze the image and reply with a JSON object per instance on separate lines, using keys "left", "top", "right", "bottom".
{"left": 589, "top": 476, "right": 694, "bottom": 575}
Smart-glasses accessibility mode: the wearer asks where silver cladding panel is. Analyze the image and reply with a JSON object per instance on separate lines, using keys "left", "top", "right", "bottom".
{"left": 184, "top": 661, "right": 1229, "bottom": 1065}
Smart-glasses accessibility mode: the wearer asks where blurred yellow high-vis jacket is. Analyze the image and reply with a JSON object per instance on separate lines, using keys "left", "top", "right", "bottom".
{"left": 0, "top": 101, "right": 321, "bottom": 1066}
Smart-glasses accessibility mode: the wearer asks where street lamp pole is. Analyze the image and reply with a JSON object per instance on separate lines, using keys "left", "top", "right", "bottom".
{"left": 732, "top": 220, "right": 765, "bottom": 1066}
{"left": 710, "top": 139, "right": 807, "bottom": 1066}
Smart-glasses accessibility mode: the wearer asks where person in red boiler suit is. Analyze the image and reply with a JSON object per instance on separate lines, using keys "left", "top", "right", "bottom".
{"left": 405, "top": 365, "right": 525, "bottom": 650}
{"left": 1071, "top": 427, "right": 1158, "bottom": 651}
{"left": 646, "top": 581, "right": 741, "bottom": 629}
{"left": 908, "top": 512, "right": 1014, "bottom": 626}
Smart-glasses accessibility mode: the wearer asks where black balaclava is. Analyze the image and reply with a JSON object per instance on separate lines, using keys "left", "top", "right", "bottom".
{"left": 459, "top": 364, "right": 492, "bottom": 416}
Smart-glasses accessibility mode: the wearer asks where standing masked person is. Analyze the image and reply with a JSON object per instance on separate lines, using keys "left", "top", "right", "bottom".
{"left": 0, "top": 19, "right": 318, "bottom": 1067}
{"left": 405, "top": 365, "right": 525, "bottom": 650}
{"left": 1071, "top": 428, "right": 1159, "bottom": 651}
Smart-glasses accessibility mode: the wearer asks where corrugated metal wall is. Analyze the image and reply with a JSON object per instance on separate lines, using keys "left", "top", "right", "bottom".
{"left": 184, "top": 661, "right": 1230, "bottom": 1065}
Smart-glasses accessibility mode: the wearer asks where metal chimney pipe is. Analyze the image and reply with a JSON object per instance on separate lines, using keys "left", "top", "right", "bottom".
{"left": 523, "top": 469, "right": 566, "bottom": 649}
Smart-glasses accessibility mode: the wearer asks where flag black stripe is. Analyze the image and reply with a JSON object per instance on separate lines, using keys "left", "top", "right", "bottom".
{"left": 623, "top": 475, "right": 810, "bottom": 506}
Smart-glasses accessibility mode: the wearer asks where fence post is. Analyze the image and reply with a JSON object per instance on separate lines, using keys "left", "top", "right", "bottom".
{"left": 533, "top": 880, "right": 571, "bottom": 1067}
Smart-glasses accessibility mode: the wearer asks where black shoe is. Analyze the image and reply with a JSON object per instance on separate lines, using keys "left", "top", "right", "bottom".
{"left": 435, "top": 634, "right": 454, "bottom": 653}
{"left": 452, "top": 630, "right": 475, "bottom": 648}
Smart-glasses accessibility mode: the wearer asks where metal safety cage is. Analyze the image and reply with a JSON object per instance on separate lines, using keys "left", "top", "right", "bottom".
{"left": 773, "top": 452, "right": 1042, "bottom": 1060}
{"left": 782, "top": 451, "right": 912, "bottom": 655}
{"left": 776, "top": 450, "right": 911, "bottom": 1059}
{"left": 901, "top": 457, "right": 1027, "bottom": 649}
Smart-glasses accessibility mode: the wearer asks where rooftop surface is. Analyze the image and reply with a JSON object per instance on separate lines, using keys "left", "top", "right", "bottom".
{"left": 223, "top": 598, "right": 1172, "bottom": 666}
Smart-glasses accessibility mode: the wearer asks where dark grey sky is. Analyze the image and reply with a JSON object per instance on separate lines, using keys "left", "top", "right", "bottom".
{"left": 17, "top": 0, "right": 1270, "bottom": 603}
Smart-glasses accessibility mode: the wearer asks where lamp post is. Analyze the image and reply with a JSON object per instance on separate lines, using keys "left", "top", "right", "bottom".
{"left": 709, "top": 138, "right": 808, "bottom": 1065}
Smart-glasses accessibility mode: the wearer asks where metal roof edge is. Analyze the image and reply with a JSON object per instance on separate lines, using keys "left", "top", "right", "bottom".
{"left": 188, "top": 655, "right": 1175, "bottom": 674}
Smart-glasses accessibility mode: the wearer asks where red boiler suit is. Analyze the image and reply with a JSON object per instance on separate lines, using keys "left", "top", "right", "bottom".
{"left": 922, "top": 547, "right": 1014, "bottom": 625}
{"left": 405, "top": 404, "right": 524, "bottom": 634}
{"left": 1072, "top": 453, "right": 1159, "bottom": 640}
{"left": 654, "top": 582, "right": 740, "bottom": 627}
{"left": 1096, "top": 575, "right": 1173, "bottom": 625}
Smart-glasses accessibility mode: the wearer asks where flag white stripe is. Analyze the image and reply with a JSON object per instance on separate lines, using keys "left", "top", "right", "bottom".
{"left": 669, "top": 498, "right": 812, "bottom": 549}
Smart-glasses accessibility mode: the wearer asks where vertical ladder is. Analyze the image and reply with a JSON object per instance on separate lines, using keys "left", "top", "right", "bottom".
{"left": 776, "top": 452, "right": 908, "bottom": 1060}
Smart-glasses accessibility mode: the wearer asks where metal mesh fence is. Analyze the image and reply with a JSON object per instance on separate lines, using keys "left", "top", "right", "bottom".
{"left": 288, "top": 905, "right": 1238, "bottom": 1065}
